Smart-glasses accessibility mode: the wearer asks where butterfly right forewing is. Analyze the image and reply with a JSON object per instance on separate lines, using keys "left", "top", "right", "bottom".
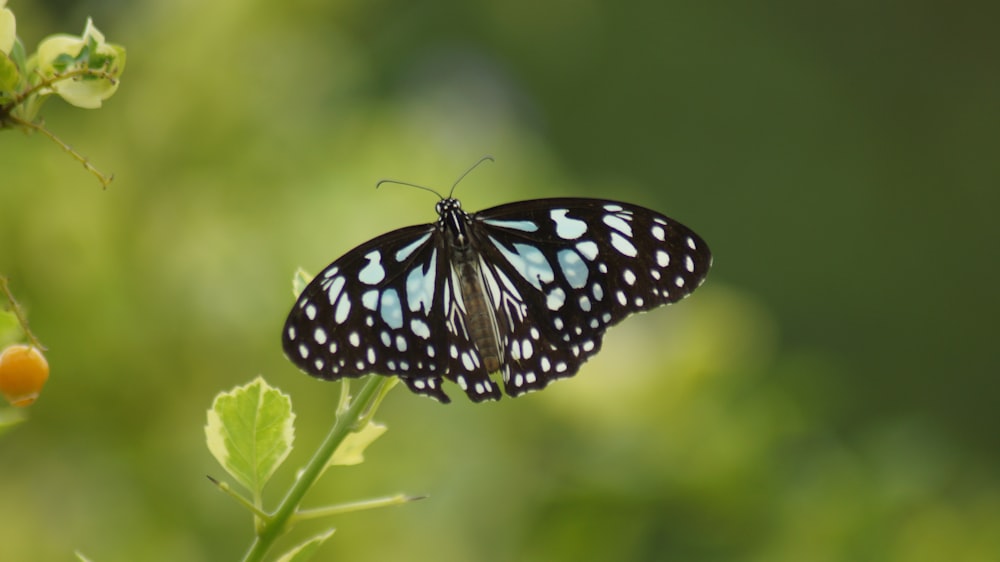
{"left": 468, "top": 198, "right": 712, "bottom": 397}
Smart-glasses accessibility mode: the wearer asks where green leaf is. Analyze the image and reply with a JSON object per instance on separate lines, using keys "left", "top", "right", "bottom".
{"left": 0, "top": 407, "right": 26, "bottom": 435}
{"left": 291, "top": 268, "right": 313, "bottom": 298}
{"left": 273, "top": 528, "right": 336, "bottom": 562}
{"left": 205, "top": 376, "right": 295, "bottom": 496}
{"left": 328, "top": 421, "right": 386, "bottom": 468}
{"left": 0, "top": 309, "right": 19, "bottom": 347}
{"left": 0, "top": 3, "right": 14, "bottom": 56}
{"left": 304, "top": 419, "right": 388, "bottom": 484}
{"left": 34, "top": 18, "right": 125, "bottom": 109}
{"left": 0, "top": 51, "right": 18, "bottom": 92}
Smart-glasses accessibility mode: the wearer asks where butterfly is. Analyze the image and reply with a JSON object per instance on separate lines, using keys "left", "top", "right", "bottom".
{"left": 282, "top": 160, "right": 712, "bottom": 403}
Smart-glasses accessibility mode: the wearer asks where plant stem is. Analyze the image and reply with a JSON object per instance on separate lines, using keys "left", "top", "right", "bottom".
{"left": 0, "top": 275, "right": 46, "bottom": 350}
{"left": 242, "top": 376, "right": 387, "bottom": 562}
{"left": 295, "top": 493, "right": 425, "bottom": 521}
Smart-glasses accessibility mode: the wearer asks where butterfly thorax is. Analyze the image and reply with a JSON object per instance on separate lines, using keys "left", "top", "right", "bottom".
{"left": 437, "top": 198, "right": 503, "bottom": 373}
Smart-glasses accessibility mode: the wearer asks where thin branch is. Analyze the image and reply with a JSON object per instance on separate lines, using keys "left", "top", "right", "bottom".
{"left": 0, "top": 275, "right": 46, "bottom": 351}
{"left": 206, "top": 476, "right": 271, "bottom": 520}
{"left": 294, "top": 494, "right": 426, "bottom": 521}
{"left": 2, "top": 113, "right": 114, "bottom": 189}
{"left": 1, "top": 67, "right": 119, "bottom": 113}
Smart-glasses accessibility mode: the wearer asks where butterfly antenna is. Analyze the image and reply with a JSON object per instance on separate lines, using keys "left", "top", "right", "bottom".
{"left": 448, "top": 155, "right": 495, "bottom": 198}
{"left": 375, "top": 178, "right": 446, "bottom": 200}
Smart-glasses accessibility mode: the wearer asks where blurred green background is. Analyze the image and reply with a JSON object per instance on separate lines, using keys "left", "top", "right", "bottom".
{"left": 2, "top": 0, "right": 998, "bottom": 560}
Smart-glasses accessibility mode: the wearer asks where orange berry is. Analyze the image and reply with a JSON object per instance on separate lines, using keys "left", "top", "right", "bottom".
{"left": 0, "top": 345, "right": 50, "bottom": 407}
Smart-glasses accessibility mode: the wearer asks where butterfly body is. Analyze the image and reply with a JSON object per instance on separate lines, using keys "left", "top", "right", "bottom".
{"left": 283, "top": 197, "right": 711, "bottom": 403}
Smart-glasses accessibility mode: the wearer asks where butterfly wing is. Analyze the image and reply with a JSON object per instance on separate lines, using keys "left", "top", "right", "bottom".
{"left": 281, "top": 222, "right": 501, "bottom": 403}
{"left": 471, "top": 198, "right": 712, "bottom": 397}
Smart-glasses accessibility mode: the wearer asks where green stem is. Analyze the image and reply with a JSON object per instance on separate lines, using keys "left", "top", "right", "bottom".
{"left": 242, "top": 376, "right": 387, "bottom": 562}
{"left": 295, "top": 493, "right": 425, "bottom": 521}
{"left": 1, "top": 114, "right": 114, "bottom": 188}
{"left": 0, "top": 275, "right": 46, "bottom": 350}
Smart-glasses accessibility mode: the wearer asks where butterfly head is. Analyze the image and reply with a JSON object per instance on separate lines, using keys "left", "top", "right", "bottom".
{"left": 435, "top": 197, "right": 462, "bottom": 216}
{"left": 436, "top": 197, "right": 471, "bottom": 247}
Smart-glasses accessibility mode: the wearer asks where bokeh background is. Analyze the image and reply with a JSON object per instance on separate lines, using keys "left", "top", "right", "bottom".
{"left": 2, "top": 0, "right": 998, "bottom": 560}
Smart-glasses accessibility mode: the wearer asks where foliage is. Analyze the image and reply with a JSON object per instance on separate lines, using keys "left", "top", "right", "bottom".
{"left": 1, "top": 4, "right": 125, "bottom": 187}
{"left": 206, "top": 374, "right": 413, "bottom": 561}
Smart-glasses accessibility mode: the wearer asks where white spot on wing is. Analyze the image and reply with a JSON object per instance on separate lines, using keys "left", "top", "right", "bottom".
{"left": 489, "top": 237, "right": 555, "bottom": 290}
{"left": 379, "top": 289, "right": 403, "bottom": 329}
{"left": 325, "top": 276, "right": 346, "bottom": 305}
{"left": 610, "top": 232, "right": 637, "bottom": 257}
{"left": 557, "top": 249, "right": 588, "bottom": 289}
{"left": 551, "top": 209, "right": 588, "bottom": 240}
{"left": 334, "top": 295, "right": 351, "bottom": 323}
{"left": 622, "top": 269, "right": 637, "bottom": 286}
{"left": 482, "top": 219, "right": 540, "bottom": 232}
{"left": 576, "top": 240, "right": 599, "bottom": 261}
{"left": 358, "top": 251, "right": 385, "bottom": 285}
{"left": 602, "top": 214, "right": 632, "bottom": 237}
{"left": 313, "top": 327, "right": 327, "bottom": 345}
{"left": 362, "top": 290, "right": 378, "bottom": 311}
{"left": 547, "top": 287, "right": 566, "bottom": 311}
{"left": 592, "top": 283, "right": 604, "bottom": 301}
{"left": 395, "top": 232, "right": 432, "bottom": 262}
{"left": 410, "top": 318, "right": 431, "bottom": 339}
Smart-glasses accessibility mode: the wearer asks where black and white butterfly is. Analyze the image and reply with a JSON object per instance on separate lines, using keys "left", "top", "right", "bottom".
{"left": 282, "top": 163, "right": 711, "bottom": 403}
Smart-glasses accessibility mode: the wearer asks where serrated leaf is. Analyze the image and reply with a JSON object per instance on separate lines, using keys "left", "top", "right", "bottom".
{"left": 328, "top": 421, "right": 386, "bottom": 467}
{"left": 205, "top": 376, "right": 295, "bottom": 496}
{"left": 274, "top": 528, "right": 336, "bottom": 562}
